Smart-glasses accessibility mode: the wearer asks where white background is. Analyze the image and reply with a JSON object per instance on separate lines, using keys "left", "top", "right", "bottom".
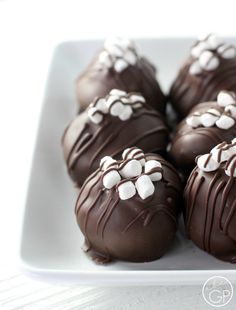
{"left": 1, "top": 0, "right": 236, "bottom": 308}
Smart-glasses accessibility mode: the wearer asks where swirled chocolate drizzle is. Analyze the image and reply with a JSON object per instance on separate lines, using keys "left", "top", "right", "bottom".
{"left": 169, "top": 34, "right": 236, "bottom": 118}
{"left": 184, "top": 142, "right": 236, "bottom": 263}
{"left": 76, "top": 38, "right": 166, "bottom": 113}
{"left": 169, "top": 101, "right": 236, "bottom": 175}
{"left": 75, "top": 153, "right": 182, "bottom": 264}
{"left": 62, "top": 92, "right": 169, "bottom": 188}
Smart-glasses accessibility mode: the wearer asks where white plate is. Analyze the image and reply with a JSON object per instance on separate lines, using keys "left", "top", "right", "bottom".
{"left": 19, "top": 38, "right": 236, "bottom": 285}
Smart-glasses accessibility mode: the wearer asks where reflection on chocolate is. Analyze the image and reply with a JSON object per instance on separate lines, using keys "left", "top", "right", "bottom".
{"left": 170, "top": 92, "right": 236, "bottom": 175}
{"left": 169, "top": 34, "right": 236, "bottom": 118}
{"left": 62, "top": 90, "right": 169, "bottom": 188}
{"left": 75, "top": 152, "right": 182, "bottom": 263}
{"left": 76, "top": 38, "right": 166, "bottom": 113}
{"left": 184, "top": 140, "right": 236, "bottom": 263}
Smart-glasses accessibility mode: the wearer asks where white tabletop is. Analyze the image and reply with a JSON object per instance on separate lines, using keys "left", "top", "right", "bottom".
{"left": 1, "top": 0, "right": 236, "bottom": 308}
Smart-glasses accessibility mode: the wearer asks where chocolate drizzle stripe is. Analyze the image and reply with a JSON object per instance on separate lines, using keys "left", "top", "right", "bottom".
{"left": 201, "top": 66, "right": 236, "bottom": 100}
{"left": 122, "top": 204, "right": 177, "bottom": 234}
{"left": 173, "top": 127, "right": 222, "bottom": 145}
{"left": 124, "top": 147, "right": 143, "bottom": 159}
{"left": 101, "top": 198, "right": 120, "bottom": 238}
{"left": 96, "top": 195, "right": 113, "bottom": 235}
{"left": 68, "top": 133, "right": 93, "bottom": 170}
{"left": 222, "top": 199, "right": 236, "bottom": 235}
{"left": 225, "top": 153, "right": 236, "bottom": 170}
{"left": 122, "top": 209, "right": 147, "bottom": 233}
{"left": 206, "top": 180, "right": 226, "bottom": 252}
{"left": 170, "top": 59, "right": 236, "bottom": 117}
{"left": 66, "top": 123, "right": 89, "bottom": 165}
{"left": 106, "top": 126, "right": 168, "bottom": 162}
{"left": 75, "top": 175, "right": 102, "bottom": 216}
{"left": 218, "top": 177, "right": 234, "bottom": 231}
{"left": 89, "top": 121, "right": 129, "bottom": 167}
{"left": 84, "top": 190, "right": 102, "bottom": 232}
{"left": 75, "top": 170, "right": 99, "bottom": 214}
{"left": 186, "top": 176, "right": 205, "bottom": 232}
{"left": 123, "top": 126, "right": 168, "bottom": 146}
{"left": 71, "top": 121, "right": 111, "bottom": 164}
{"left": 204, "top": 153, "right": 212, "bottom": 168}
{"left": 203, "top": 172, "right": 221, "bottom": 250}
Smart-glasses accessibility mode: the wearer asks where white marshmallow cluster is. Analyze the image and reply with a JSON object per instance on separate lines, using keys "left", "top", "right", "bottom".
{"left": 88, "top": 89, "right": 145, "bottom": 124}
{"left": 186, "top": 90, "right": 236, "bottom": 130}
{"left": 100, "top": 147, "right": 163, "bottom": 200}
{"left": 98, "top": 37, "right": 138, "bottom": 73}
{"left": 197, "top": 138, "right": 236, "bottom": 177}
{"left": 189, "top": 34, "right": 236, "bottom": 75}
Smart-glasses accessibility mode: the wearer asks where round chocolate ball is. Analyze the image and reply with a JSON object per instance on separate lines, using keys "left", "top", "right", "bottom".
{"left": 184, "top": 140, "right": 236, "bottom": 263}
{"left": 62, "top": 89, "right": 169, "bottom": 188}
{"left": 170, "top": 90, "right": 236, "bottom": 174}
{"left": 170, "top": 34, "right": 236, "bottom": 118}
{"left": 75, "top": 150, "right": 182, "bottom": 263}
{"left": 76, "top": 38, "right": 166, "bottom": 113}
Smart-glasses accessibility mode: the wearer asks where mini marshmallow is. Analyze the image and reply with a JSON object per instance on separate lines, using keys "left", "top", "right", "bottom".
{"left": 197, "top": 154, "right": 220, "bottom": 172}
{"left": 88, "top": 107, "right": 103, "bottom": 124}
{"left": 106, "top": 95, "right": 124, "bottom": 116}
{"left": 217, "top": 90, "right": 236, "bottom": 107}
{"left": 216, "top": 114, "right": 235, "bottom": 130}
{"left": 114, "top": 59, "right": 128, "bottom": 72}
{"left": 144, "top": 160, "right": 162, "bottom": 181}
{"left": 103, "top": 169, "right": 121, "bottom": 189}
{"left": 119, "top": 159, "right": 142, "bottom": 178}
{"left": 205, "top": 34, "right": 219, "bottom": 49}
{"left": 106, "top": 95, "right": 120, "bottom": 108}
{"left": 199, "top": 51, "right": 219, "bottom": 71}
{"left": 122, "top": 148, "right": 130, "bottom": 159}
{"left": 191, "top": 41, "right": 208, "bottom": 58}
{"left": 225, "top": 156, "right": 236, "bottom": 177}
{"left": 100, "top": 156, "right": 118, "bottom": 170}
{"left": 232, "top": 138, "right": 236, "bottom": 144}
{"left": 135, "top": 175, "right": 155, "bottom": 200}
{"left": 109, "top": 89, "right": 127, "bottom": 97}
{"left": 124, "top": 49, "right": 137, "bottom": 65}
{"left": 217, "top": 44, "right": 236, "bottom": 59}
{"left": 186, "top": 113, "right": 201, "bottom": 128}
{"left": 104, "top": 40, "right": 123, "bottom": 57}
{"left": 200, "top": 110, "right": 219, "bottom": 127}
{"left": 118, "top": 38, "right": 135, "bottom": 49}
{"left": 98, "top": 51, "right": 113, "bottom": 68}
{"left": 110, "top": 101, "right": 125, "bottom": 116}
{"left": 122, "top": 148, "right": 145, "bottom": 166}
{"left": 117, "top": 180, "right": 136, "bottom": 200}
{"left": 211, "top": 144, "right": 233, "bottom": 163}
{"left": 119, "top": 105, "right": 133, "bottom": 121}
{"left": 189, "top": 61, "right": 202, "bottom": 75}
{"left": 225, "top": 104, "right": 236, "bottom": 118}
{"left": 129, "top": 94, "right": 145, "bottom": 103}
{"left": 94, "top": 98, "right": 108, "bottom": 113}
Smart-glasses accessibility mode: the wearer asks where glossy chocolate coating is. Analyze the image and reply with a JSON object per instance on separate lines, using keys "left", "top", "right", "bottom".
{"left": 184, "top": 163, "right": 236, "bottom": 263}
{"left": 169, "top": 101, "right": 236, "bottom": 174}
{"left": 169, "top": 46, "right": 236, "bottom": 119}
{"left": 75, "top": 154, "right": 181, "bottom": 263}
{"left": 62, "top": 105, "right": 169, "bottom": 188}
{"left": 76, "top": 53, "right": 166, "bottom": 113}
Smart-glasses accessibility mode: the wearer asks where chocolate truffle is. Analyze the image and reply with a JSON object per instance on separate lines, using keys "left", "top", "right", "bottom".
{"left": 75, "top": 149, "right": 181, "bottom": 263}
{"left": 170, "top": 34, "right": 236, "bottom": 118}
{"left": 170, "top": 90, "right": 236, "bottom": 174}
{"left": 184, "top": 139, "right": 236, "bottom": 263}
{"left": 62, "top": 89, "right": 169, "bottom": 188}
{"left": 76, "top": 37, "right": 166, "bottom": 113}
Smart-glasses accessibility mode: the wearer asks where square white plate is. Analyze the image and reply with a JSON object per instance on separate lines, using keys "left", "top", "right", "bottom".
{"left": 19, "top": 39, "right": 236, "bottom": 285}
